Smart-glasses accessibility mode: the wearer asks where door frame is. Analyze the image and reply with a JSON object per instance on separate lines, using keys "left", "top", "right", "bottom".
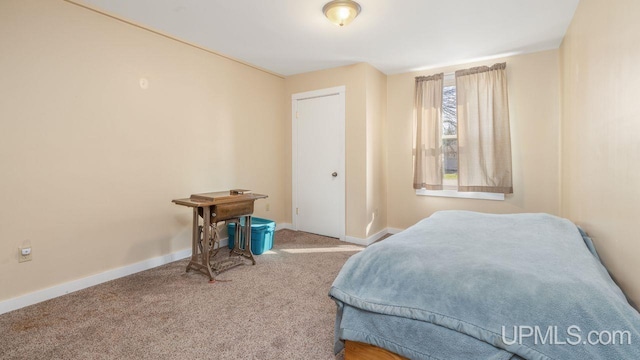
{"left": 292, "top": 86, "right": 346, "bottom": 240}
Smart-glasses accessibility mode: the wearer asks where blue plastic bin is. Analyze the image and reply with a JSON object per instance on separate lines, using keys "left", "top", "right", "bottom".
{"left": 227, "top": 217, "right": 275, "bottom": 255}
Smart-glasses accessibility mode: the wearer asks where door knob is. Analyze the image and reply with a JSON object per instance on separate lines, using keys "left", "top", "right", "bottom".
{"left": 332, "top": 172, "right": 338, "bottom": 177}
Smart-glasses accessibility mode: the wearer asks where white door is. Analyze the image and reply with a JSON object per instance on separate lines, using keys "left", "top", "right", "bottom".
{"left": 292, "top": 86, "right": 345, "bottom": 239}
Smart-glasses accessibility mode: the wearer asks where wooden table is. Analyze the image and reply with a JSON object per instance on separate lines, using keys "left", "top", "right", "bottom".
{"left": 172, "top": 190, "right": 268, "bottom": 282}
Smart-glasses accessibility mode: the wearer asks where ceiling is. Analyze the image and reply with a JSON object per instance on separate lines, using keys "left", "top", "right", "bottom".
{"left": 77, "top": 0, "right": 580, "bottom": 76}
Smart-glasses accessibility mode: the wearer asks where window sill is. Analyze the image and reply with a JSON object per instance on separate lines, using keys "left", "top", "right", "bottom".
{"left": 416, "top": 189, "right": 504, "bottom": 201}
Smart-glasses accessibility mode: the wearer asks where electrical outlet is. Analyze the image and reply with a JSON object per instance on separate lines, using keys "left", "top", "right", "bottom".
{"left": 19, "top": 247, "right": 32, "bottom": 263}
{"left": 266, "top": 203, "right": 270, "bottom": 212}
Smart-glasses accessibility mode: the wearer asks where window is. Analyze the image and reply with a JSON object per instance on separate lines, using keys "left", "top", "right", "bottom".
{"left": 414, "top": 66, "right": 511, "bottom": 201}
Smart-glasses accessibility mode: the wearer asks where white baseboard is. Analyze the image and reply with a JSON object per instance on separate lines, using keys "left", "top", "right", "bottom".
{"left": 0, "top": 222, "right": 392, "bottom": 315}
{"left": 0, "top": 238, "right": 231, "bottom": 315}
{"left": 343, "top": 236, "right": 368, "bottom": 246}
{"left": 276, "top": 222, "right": 293, "bottom": 231}
{"left": 387, "top": 227, "right": 404, "bottom": 235}
{"left": 344, "top": 227, "right": 393, "bottom": 246}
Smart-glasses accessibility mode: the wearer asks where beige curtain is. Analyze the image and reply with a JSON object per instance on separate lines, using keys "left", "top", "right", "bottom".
{"left": 413, "top": 73, "right": 444, "bottom": 190}
{"left": 455, "top": 63, "right": 513, "bottom": 194}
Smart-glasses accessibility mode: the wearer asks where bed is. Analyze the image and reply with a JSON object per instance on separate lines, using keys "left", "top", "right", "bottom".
{"left": 329, "top": 211, "right": 640, "bottom": 359}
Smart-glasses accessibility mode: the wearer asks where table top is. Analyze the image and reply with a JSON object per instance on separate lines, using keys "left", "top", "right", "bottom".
{"left": 172, "top": 190, "right": 268, "bottom": 208}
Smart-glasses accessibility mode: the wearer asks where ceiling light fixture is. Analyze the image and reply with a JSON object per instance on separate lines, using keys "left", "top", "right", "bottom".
{"left": 323, "top": 0, "right": 361, "bottom": 27}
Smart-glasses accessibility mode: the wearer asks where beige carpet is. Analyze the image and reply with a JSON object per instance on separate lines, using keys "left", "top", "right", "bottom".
{"left": 0, "top": 230, "right": 371, "bottom": 359}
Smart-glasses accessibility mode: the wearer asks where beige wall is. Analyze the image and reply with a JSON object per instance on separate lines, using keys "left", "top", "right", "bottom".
{"left": 386, "top": 50, "right": 562, "bottom": 229}
{"left": 0, "top": 0, "right": 286, "bottom": 301}
{"left": 5, "top": 0, "right": 637, "bottom": 312}
{"left": 364, "top": 64, "right": 388, "bottom": 237}
{"left": 560, "top": 0, "right": 640, "bottom": 306}
{"left": 284, "top": 64, "right": 369, "bottom": 238}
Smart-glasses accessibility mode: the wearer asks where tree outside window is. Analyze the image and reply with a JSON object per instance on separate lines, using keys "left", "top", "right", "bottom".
{"left": 442, "top": 85, "right": 458, "bottom": 189}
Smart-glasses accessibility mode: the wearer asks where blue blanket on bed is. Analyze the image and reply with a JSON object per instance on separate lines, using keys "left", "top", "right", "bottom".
{"left": 330, "top": 211, "right": 640, "bottom": 359}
